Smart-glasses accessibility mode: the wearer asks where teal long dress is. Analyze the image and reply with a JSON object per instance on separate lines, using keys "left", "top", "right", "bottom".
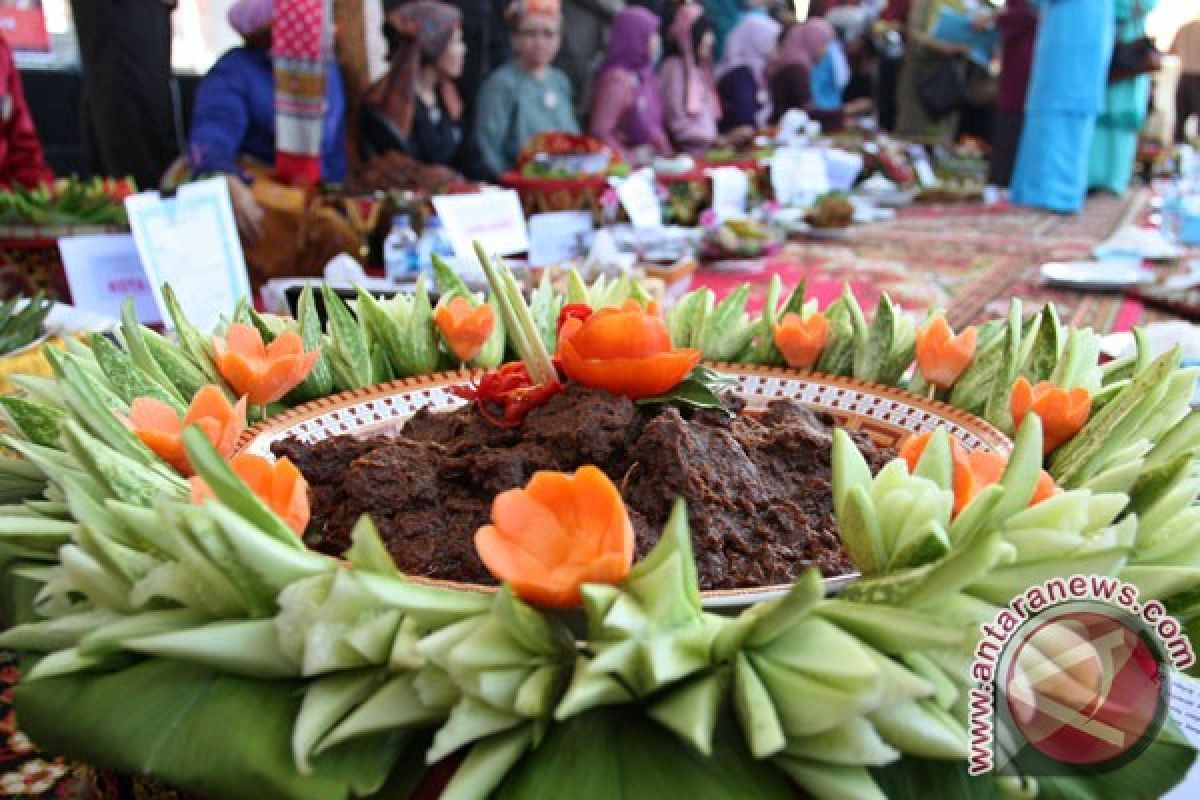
{"left": 1011, "top": 0, "right": 1116, "bottom": 213}
{"left": 1088, "top": 0, "right": 1157, "bottom": 194}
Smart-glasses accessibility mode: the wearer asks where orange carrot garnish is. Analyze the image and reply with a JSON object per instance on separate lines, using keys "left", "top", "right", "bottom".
{"left": 915, "top": 317, "right": 977, "bottom": 390}
{"left": 212, "top": 324, "right": 319, "bottom": 406}
{"left": 899, "top": 431, "right": 1058, "bottom": 515}
{"left": 190, "top": 453, "right": 311, "bottom": 536}
{"left": 435, "top": 295, "right": 497, "bottom": 363}
{"left": 559, "top": 301, "right": 701, "bottom": 399}
{"left": 773, "top": 311, "right": 830, "bottom": 370}
{"left": 127, "top": 385, "right": 246, "bottom": 476}
{"left": 475, "top": 466, "right": 635, "bottom": 608}
{"left": 1010, "top": 376, "right": 1092, "bottom": 455}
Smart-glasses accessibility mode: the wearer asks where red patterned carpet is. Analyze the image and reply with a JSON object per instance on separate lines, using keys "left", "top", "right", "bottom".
{"left": 694, "top": 191, "right": 1180, "bottom": 335}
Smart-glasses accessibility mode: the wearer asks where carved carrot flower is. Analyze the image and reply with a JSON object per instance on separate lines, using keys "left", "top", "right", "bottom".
{"left": 900, "top": 430, "right": 975, "bottom": 514}
{"left": 773, "top": 311, "right": 830, "bottom": 370}
{"left": 1010, "top": 377, "right": 1092, "bottom": 454}
{"left": 967, "top": 450, "right": 1058, "bottom": 507}
{"left": 212, "top": 323, "right": 319, "bottom": 406}
{"left": 475, "top": 466, "right": 635, "bottom": 608}
{"left": 559, "top": 301, "right": 701, "bottom": 399}
{"left": 915, "top": 317, "right": 977, "bottom": 389}
{"left": 190, "top": 453, "right": 311, "bottom": 536}
{"left": 435, "top": 295, "right": 497, "bottom": 363}
{"left": 126, "top": 384, "right": 246, "bottom": 476}
{"left": 900, "top": 431, "right": 1057, "bottom": 514}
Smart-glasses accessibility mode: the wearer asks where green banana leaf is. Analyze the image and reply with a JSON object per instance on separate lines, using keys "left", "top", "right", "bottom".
{"left": 871, "top": 720, "right": 1195, "bottom": 800}
{"left": 1033, "top": 721, "right": 1196, "bottom": 800}
{"left": 494, "top": 708, "right": 794, "bottom": 800}
{"left": 14, "top": 658, "right": 415, "bottom": 800}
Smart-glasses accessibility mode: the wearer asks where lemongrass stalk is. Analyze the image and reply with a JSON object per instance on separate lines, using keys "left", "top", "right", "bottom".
{"left": 474, "top": 242, "right": 532, "bottom": 366}
{"left": 472, "top": 241, "right": 556, "bottom": 385}
{"left": 499, "top": 260, "right": 556, "bottom": 382}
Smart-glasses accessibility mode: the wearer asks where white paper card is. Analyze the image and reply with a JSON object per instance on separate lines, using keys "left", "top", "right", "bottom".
{"left": 1166, "top": 674, "right": 1200, "bottom": 798}
{"left": 527, "top": 210, "right": 594, "bottom": 267}
{"left": 709, "top": 167, "right": 749, "bottom": 222}
{"left": 771, "top": 147, "right": 829, "bottom": 208}
{"left": 57, "top": 233, "right": 161, "bottom": 324}
{"left": 824, "top": 149, "right": 865, "bottom": 192}
{"left": 615, "top": 169, "right": 662, "bottom": 229}
{"left": 433, "top": 189, "right": 529, "bottom": 275}
{"left": 913, "top": 158, "right": 938, "bottom": 188}
{"left": 124, "top": 177, "right": 251, "bottom": 334}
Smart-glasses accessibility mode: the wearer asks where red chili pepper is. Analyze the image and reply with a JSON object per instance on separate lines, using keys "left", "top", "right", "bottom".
{"left": 557, "top": 303, "right": 594, "bottom": 336}
{"left": 452, "top": 362, "right": 565, "bottom": 429}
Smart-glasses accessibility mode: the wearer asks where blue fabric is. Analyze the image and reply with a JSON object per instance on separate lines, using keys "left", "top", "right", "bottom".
{"left": 1011, "top": 0, "right": 1113, "bottom": 212}
{"left": 189, "top": 47, "right": 348, "bottom": 182}
{"left": 1024, "top": 0, "right": 1116, "bottom": 114}
{"left": 810, "top": 50, "right": 843, "bottom": 111}
{"left": 1011, "top": 110, "right": 1096, "bottom": 212}
{"left": 1088, "top": 125, "right": 1139, "bottom": 193}
{"left": 1088, "top": 0, "right": 1157, "bottom": 194}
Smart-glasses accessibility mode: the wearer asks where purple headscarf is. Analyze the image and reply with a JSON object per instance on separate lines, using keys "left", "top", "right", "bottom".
{"left": 601, "top": 6, "right": 660, "bottom": 75}
{"left": 717, "top": 13, "right": 782, "bottom": 85}
{"left": 768, "top": 19, "right": 836, "bottom": 79}
{"left": 227, "top": 0, "right": 274, "bottom": 37}
{"left": 599, "top": 6, "right": 665, "bottom": 151}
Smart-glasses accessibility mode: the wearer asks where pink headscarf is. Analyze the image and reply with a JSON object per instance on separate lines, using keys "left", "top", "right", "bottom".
{"left": 767, "top": 19, "right": 836, "bottom": 80}
{"left": 716, "top": 13, "right": 782, "bottom": 86}
{"left": 227, "top": 0, "right": 274, "bottom": 37}
{"left": 668, "top": 3, "right": 719, "bottom": 117}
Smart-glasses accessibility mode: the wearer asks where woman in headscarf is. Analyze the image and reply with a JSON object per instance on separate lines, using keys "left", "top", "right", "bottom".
{"left": 361, "top": 1, "right": 482, "bottom": 177}
{"left": 766, "top": 17, "right": 850, "bottom": 127}
{"left": 188, "top": 0, "right": 348, "bottom": 183}
{"left": 588, "top": 6, "right": 673, "bottom": 157}
{"left": 659, "top": 3, "right": 723, "bottom": 154}
{"left": 188, "top": 0, "right": 346, "bottom": 242}
{"left": 1088, "top": 0, "right": 1158, "bottom": 195}
{"left": 475, "top": 0, "right": 579, "bottom": 180}
{"left": 1010, "top": 0, "right": 1115, "bottom": 213}
{"left": 807, "top": 19, "right": 852, "bottom": 111}
{"left": 715, "top": 13, "right": 781, "bottom": 132}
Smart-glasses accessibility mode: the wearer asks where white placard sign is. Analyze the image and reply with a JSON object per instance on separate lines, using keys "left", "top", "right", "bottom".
{"left": 709, "top": 167, "right": 749, "bottom": 222}
{"left": 58, "top": 233, "right": 161, "bottom": 324}
{"left": 527, "top": 210, "right": 594, "bottom": 267}
{"left": 433, "top": 189, "right": 529, "bottom": 274}
{"left": 615, "top": 168, "right": 662, "bottom": 229}
{"left": 124, "top": 177, "right": 251, "bottom": 334}
{"left": 771, "top": 147, "right": 829, "bottom": 208}
{"left": 1166, "top": 674, "right": 1200, "bottom": 798}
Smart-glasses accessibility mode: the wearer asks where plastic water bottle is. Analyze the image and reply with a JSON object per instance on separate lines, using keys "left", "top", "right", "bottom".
{"left": 383, "top": 214, "right": 419, "bottom": 283}
{"left": 417, "top": 215, "right": 455, "bottom": 277}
